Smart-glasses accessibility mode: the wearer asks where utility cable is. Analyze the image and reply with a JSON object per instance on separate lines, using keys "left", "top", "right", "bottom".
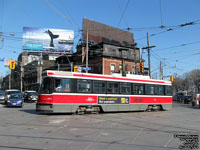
{"left": 116, "top": 0, "right": 130, "bottom": 29}
{"left": 44, "top": 0, "right": 80, "bottom": 30}
{"left": 117, "top": 0, "right": 130, "bottom": 28}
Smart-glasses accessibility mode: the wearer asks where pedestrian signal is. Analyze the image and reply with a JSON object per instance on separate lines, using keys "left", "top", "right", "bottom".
{"left": 9, "top": 60, "right": 15, "bottom": 69}
{"left": 140, "top": 62, "right": 144, "bottom": 74}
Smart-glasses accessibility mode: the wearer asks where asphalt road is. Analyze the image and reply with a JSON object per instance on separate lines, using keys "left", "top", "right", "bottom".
{"left": 0, "top": 102, "right": 199, "bottom": 150}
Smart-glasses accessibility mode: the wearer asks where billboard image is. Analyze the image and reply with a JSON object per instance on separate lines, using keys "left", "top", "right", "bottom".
{"left": 22, "top": 27, "right": 74, "bottom": 53}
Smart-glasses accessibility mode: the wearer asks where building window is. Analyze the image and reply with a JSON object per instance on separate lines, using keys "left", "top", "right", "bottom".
{"left": 132, "top": 67, "right": 135, "bottom": 74}
{"left": 119, "top": 64, "right": 122, "bottom": 73}
{"left": 110, "top": 64, "right": 115, "bottom": 73}
{"left": 121, "top": 50, "right": 127, "bottom": 58}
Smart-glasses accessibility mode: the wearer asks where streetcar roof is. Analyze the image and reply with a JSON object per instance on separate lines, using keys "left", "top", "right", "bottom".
{"left": 43, "top": 70, "right": 172, "bottom": 85}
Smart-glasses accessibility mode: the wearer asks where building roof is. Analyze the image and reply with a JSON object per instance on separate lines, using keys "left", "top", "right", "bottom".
{"left": 82, "top": 18, "right": 134, "bottom": 48}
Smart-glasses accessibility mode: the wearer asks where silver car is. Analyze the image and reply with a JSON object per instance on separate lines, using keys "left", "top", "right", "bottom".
{"left": 0, "top": 92, "right": 4, "bottom": 102}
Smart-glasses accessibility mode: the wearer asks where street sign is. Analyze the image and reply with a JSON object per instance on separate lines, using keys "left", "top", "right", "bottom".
{"left": 9, "top": 60, "right": 15, "bottom": 69}
{"left": 81, "top": 67, "right": 91, "bottom": 71}
{"left": 4, "top": 58, "right": 9, "bottom": 67}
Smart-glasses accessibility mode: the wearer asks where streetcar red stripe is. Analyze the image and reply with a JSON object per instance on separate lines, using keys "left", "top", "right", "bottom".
{"left": 73, "top": 74, "right": 167, "bottom": 84}
{"left": 38, "top": 95, "right": 172, "bottom": 104}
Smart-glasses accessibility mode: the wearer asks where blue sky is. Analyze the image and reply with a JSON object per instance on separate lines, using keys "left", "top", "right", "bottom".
{"left": 0, "top": 0, "right": 200, "bottom": 79}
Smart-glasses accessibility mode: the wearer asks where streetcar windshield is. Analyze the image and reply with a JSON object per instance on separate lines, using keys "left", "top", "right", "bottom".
{"left": 39, "top": 77, "right": 71, "bottom": 94}
{"left": 39, "top": 77, "right": 54, "bottom": 94}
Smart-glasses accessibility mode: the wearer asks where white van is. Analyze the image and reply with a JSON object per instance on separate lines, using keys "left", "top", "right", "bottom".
{"left": 4, "top": 89, "right": 20, "bottom": 104}
{"left": 192, "top": 94, "right": 200, "bottom": 108}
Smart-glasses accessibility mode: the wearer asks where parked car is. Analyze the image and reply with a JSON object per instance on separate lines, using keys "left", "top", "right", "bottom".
{"left": 4, "top": 89, "right": 20, "bottom": 104}
{"left": 0, "top": 91, "right": 4, "bottom": 102}
{"left": 192, "top": 94, "right": 200, "bottom": 107}
{"left": 184, "top": 96, "right": 193, "bottom": 104}
{"left": 24, "top": 91, "right": 38, "bottom": 102}
{"left": 7, "top": 93, "right": 24, "bottom": 107}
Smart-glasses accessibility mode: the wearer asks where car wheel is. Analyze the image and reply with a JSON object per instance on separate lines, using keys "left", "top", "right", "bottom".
{"left": 192, "top": 102, "right": 195, "bottom": 106}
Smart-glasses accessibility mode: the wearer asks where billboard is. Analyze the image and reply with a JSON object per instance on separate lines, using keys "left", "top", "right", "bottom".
{"left": 22, "top": 27, "right": 74, "bottom": 53}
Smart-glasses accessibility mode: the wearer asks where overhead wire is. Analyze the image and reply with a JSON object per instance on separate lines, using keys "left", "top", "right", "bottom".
{"left": 44, "top": 0, "right": 80, "bottom": 30}
{"left": 116, "top": 0, "right": 130, "bottom": 29}
{"left": 154, "top": 40, "right": 200, "bottom": 52}
{"left": 135, "top": 19, "right": 200, "bottom": 41}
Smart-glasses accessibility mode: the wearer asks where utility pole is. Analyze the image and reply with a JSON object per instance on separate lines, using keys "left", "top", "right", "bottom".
{"left": 142, "top": 32, "right": 155, "bottom": 78}
{"left": 9, "top": 70, "right": 11, "bottom": 89}
{"left": 20, "top": 62, "right": 23, "bottom": 92}
{"left": 86, "top": 29, "right": 89, "bottom": 73}
{"left": 147, "top": 32, "right": 150, "bottom": 77}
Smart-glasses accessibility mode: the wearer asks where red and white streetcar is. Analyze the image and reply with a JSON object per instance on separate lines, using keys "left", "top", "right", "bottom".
{"left": 36, "top": 70, "right": 172, "bottom": 114}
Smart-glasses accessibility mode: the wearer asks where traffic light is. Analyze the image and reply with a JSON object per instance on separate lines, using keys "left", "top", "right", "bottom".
{"left": 74, "top": 66, "right": 78, "bottom": 72}
{"left": 9, "top": 60, "right": 15, "bottom": 69}
{"left": 140, "top": 62, "right": 144, "bottom": 74}
{"left": 170, "top": 75, "right": 174, "bottom": 82}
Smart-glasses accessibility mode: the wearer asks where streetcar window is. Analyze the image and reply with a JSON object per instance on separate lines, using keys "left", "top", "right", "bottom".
{"left": 132, "top": 84, "right": 144, "bottom": 95}
{"left": 120, "top": 83, "right": 131, "bottom": 94}
{"left": 165, "top": 86, "right": 172, "bottom": 96}
{"left": 77, "top": 80, "right": 91, "bottom": 93}
{"left": 107, "top": 82, "right": 119, "bottom": 94}
{"left": 145, "top": 84, "right": 155, "bottom": 95}
{"left": 155, "top": 85, "right": 164, "bottom": 95}
{"left": 54, "top": 78, "right": 71, "bottom": 92}
{"left": 93, "top": 81, "right": 106, "bottom": 94}
{"left": 39, "top": 77, "right": 54, "bottom": 94}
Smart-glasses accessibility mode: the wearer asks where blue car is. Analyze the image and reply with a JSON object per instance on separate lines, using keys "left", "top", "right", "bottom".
{"left": 7, "top": 93, "right": 24, "bottom": 107}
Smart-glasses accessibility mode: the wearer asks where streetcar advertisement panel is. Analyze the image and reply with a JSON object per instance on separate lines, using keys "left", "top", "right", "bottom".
{"left": 98, "top": 96, "right": 130, "bottom": 104}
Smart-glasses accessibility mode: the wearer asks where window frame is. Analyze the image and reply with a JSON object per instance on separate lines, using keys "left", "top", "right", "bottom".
{"left": 165, "top": 85, "right": 172, "bottom": 96}
{"left": 145, "top": 84, "right": 155, "bottom": 95}
{"left": 107, "top": 81, "right": 119, "bottom": 94}
{"left": 93, "top": 80, "right": 106, "bottom": 94}
{"left": 77, "top": 79, "right": 92, "bottom": 93}
{"left": 132, "top": 84, "right": 144, "bottom": 95}
{"left": 155, "top": 85, "right": 164, "bottom": 95}
{"left": 54, "top": 78, "right": 71, "bottom": 93}
{"left": 120, "top": 82, "right": 131, "bottom": 95}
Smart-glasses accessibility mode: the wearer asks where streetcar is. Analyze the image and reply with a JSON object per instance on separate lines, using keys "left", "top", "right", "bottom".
{"left": 36, "top": 70, "right": 172, "bottom": 114}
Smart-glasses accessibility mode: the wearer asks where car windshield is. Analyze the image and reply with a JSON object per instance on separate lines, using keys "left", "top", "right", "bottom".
{"left": 27, "top": 92, "right": 37, "bottom": 96}
{"left": 9, "top": 94, "right": 22, "bottom": 99}
{"left": 7, "top": 91, "right": 20, "bottom": 95}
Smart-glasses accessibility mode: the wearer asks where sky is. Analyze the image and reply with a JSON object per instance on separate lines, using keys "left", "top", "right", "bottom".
{"left": 0, "top": 0, "right": 200, "bottom": 79}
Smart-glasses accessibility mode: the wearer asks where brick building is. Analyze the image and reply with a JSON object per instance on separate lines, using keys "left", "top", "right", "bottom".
{"left": 76, "top": 18, "right": 140, "bottom": 75}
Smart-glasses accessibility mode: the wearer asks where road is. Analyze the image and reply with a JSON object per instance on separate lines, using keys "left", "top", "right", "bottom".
{"left": 0, "top": 102, "right": 199, "bottom": 150}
